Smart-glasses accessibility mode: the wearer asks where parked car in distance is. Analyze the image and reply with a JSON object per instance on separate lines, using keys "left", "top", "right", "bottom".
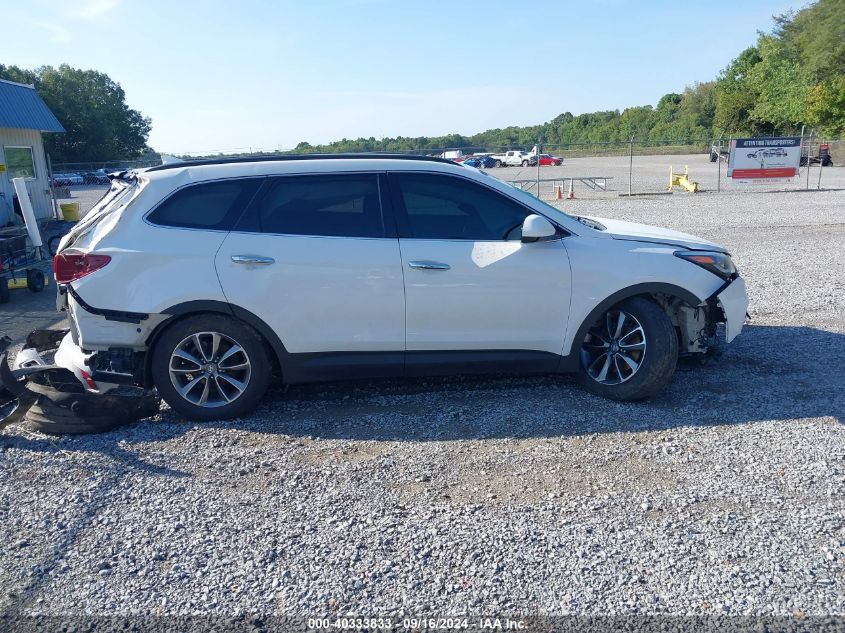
{"left": 490, "top": 150, "right": 538, "bottom": 167}
{"left": 59, "top": 172, "right": 84, "bottom": 186}
{"left": 460, "top": 156, "right": 496, "bottom": 169}
{"left": 51, "top": 154, "right": 748, "bottom": 421}
{"left": 538, "top": 154, "right": 564, "bottom": 166}
{"left": 51, "top": 173, "right": 83, "bottom": 186}
{"left": 83, "top": 169, "right": 111, "bottom": 185}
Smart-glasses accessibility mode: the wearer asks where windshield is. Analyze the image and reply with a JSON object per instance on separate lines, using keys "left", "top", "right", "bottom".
{"left": 498, "top": 178, "right": 576, "bottom": 221}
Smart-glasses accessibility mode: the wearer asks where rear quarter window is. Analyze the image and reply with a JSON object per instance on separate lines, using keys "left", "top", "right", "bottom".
{"left": 147, "top": 178, "right": 262, "bottom": 230}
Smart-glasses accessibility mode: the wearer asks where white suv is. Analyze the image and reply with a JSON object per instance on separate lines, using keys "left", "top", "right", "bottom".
{"left": 52, "top": 155, "right": 748, "bottom": 421}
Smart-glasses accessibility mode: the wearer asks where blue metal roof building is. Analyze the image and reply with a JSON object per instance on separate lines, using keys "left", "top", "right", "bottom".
{"left": 1, "top": 79, "right": 65, "bottom": 223}
{"left": 0, "top": 79, "right": 64, "bottom": 133}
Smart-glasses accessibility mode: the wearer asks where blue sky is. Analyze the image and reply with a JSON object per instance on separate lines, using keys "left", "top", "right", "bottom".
{"left": 6, "top": 0, "right": 795, "bottom": 154}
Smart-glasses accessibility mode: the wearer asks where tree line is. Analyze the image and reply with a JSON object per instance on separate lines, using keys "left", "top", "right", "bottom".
{"left": 0, "top": 0, "right": 841, "bottom": 161}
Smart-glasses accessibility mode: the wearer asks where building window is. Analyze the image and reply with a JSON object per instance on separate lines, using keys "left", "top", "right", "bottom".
{"left": 4, "top": 146, "right": 36, "bottom": 179}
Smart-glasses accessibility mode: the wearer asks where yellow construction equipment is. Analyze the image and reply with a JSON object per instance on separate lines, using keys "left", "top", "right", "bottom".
{"left": 668, "top": 165, "right": 699, "bottom": 193}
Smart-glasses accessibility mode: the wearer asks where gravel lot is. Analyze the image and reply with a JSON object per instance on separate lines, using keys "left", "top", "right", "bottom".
{"left": 1, "top": 159, "right": 843, "bottom": 621}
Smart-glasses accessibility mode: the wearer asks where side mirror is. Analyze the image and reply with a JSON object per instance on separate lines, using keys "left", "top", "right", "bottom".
{"left": 521, "top": 214, "right": 557, "bottom": 243}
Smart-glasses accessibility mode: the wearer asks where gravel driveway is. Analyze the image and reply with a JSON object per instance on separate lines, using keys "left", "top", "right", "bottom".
{"left": 1, "top": 163, "right": 843, "bottom": 624}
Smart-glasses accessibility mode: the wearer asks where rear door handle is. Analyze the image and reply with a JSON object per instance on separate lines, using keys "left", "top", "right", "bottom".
{"left": 408, "top": 260, "right": 450, "bottom": 271}
{"left": 231, "top": 255, "right": 275, "bottom": 265}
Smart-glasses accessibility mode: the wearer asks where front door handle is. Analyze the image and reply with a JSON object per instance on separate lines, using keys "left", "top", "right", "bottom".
{"left": 231, "top": 255, "right": 275, "bottom": 265}
{"left": 408, "top": 260, "right": 450, "bottom": 271}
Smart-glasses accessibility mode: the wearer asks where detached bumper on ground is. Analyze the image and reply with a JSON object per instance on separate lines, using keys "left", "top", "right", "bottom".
{"left": 715, "top": 276, "right": 749, "bottom": 342}
{"left": 0, "top": 330, "right": 160, "bottom": 434}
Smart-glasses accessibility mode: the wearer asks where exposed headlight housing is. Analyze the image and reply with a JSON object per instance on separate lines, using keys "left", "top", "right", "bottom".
{"left": 674, "top": 250, "right": 737, "bottom": 280}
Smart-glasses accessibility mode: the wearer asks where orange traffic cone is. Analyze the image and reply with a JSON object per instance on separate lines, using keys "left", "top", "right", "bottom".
{"left": 554, "top": 185, "right": 562, "bottom": 200}
{"left": 567, "top": 180, "right": 575, "bottom": 199}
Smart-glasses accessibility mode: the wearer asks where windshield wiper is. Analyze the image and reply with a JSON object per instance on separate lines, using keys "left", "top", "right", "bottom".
{"left": 576, "top": 216, "right": 606, "bottom": 231}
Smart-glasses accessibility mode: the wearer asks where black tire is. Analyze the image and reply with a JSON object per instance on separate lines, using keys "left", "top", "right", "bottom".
{"left": 521, "top": 160, "right": 529, "bottom": 166}
{"left": 47, "top": 235, "right": 62, "bottom": 256}
{"left": 822, "top": 155, "right": 833, "bottom": 167}
{"left": 26, "top": 400, "right": 127, "bottom": 434}
{"left": 709, "top": 152, "right": 718, "bottom": 162}
{"left": 495, "top": 160, "right": 502, "bottom": 168}
{"left": 0, "top": 278, "right": 9, "bottom": 304}
{"left": 151, "top": 313, "right": 271, "bottom": 421}
{"left": 26, "top": 269, "right": 46, "bottom": 292}
{"left": 577, "top": 297, "right": 678, "bottom": 401}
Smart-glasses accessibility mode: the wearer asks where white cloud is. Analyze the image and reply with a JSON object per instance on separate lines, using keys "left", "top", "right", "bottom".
{"left": 76, "top": 0, "right": 121, "bottom": 20}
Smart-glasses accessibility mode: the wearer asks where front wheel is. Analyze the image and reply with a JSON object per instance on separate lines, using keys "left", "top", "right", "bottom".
{"left": 495, "top": 160, "right": 502, "bottom": 168}
{"left": 577, "top": 297, "right": 678, "bottom": 401}
{"left": 522, "top": 160, "right": 529, "bottom": 166}
{"left": 151, "top": 314, "right": 271, "bottom": 421}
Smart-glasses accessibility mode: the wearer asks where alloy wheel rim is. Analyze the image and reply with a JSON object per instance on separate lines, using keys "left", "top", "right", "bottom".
{"left": 580, "top": 310, "right": 647, "bottom": 385}
{"left": 168, "top": 331, "right": 251, "bottom": 408}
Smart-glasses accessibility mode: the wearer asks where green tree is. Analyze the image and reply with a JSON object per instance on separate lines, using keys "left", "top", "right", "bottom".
{"left": 0, "top": 63, "right": 151, "bottom": 162}
{"left": 746, "top": 35, "right": 810, "bottom": 131}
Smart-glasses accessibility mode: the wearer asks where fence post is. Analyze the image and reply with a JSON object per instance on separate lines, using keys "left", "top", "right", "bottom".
{"left": 536, "top": 137, "right": 541, "bottom": 197}
{"left": 817, "top": 139, "right": 824, "bottom": 189}
{"left": 716, "top": 136, "right": 722, "bottom": 193}
{"left": 628, "top": 135, "right": 634, "bottom": 196}
{"left": 806, "top": 131, "right": 813, "bottom": 190}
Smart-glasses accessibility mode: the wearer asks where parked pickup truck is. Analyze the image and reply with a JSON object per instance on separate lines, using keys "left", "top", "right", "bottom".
{"left": 490, "top": 151, "right": 537, "bottom": 167}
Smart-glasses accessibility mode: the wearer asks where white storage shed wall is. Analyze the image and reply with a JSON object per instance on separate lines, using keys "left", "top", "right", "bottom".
{"left": 0, "top": 126, "right": 54, "bottom": 223}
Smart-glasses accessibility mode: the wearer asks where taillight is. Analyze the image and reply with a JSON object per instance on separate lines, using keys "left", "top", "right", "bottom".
{"left": 53, "top": 249, "right": 111, "bottom": 284}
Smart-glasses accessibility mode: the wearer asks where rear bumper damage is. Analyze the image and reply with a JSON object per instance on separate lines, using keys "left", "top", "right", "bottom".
{"left": 0, "top": 330, "right": 159, "bottom": 434}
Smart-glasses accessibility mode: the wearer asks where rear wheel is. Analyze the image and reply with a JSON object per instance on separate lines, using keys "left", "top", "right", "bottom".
{"left": 577, "top": 297, "right": 678, "bottom": 401}
{"left": 151, "top": 314, "right": 271, "bottom": 421}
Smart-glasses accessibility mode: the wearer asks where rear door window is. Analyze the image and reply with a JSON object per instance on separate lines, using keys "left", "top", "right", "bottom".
{"left": 255, "top": 174, "right": 386, "bottom": 238}
{"left": 147, "top": 178, "right": 263, "bottom": 230}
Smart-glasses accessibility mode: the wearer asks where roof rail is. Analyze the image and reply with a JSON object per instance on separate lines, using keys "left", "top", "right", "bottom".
{"left": 145, "top": 153, "right": 456, "bottom": 172}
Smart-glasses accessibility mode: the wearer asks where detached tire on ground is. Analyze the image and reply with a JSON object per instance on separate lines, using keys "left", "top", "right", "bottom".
{"left": 23, "top": 380, "right": 161, "bottom": 435}
{"left": 151, "top": 313, "right": 271, "bottom": 421}
{"left": 577, "top": 297, "right": 678, "bottom": 401}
